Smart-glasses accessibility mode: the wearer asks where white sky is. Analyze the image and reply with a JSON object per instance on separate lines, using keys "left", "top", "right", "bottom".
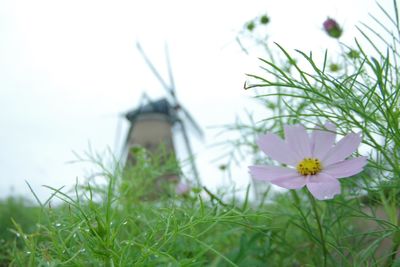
{"left": 0, "top": 0, "right": 394, "bottom": 201}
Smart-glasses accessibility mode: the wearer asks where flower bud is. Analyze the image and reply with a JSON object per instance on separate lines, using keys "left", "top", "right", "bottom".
{"left": 246, "top": 21, "right": 255, "bottom": 31}
{"left": 260, "top": 15, "right": 270, "bottom": 25}
{"left": 323, "top": 18, "right": 342, "bottom": 38}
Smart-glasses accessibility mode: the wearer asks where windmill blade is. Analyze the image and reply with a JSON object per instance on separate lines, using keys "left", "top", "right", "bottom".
{"left": 179, "top": 106, "right": 204, "bottom": 140}
{"left": 178, "top": 119, "right": 201, "bottom": 185}
{"left": 164, "top": 43, "right": 177, "bottom": 100}
{"left": 121, "top": 123, "right": 134, "bottom": 166}
{"left": 136, "top": 42, "right": 173, "bottom": 96}
{"left": 113, "top": 115, "right": 124, "bottom": 156}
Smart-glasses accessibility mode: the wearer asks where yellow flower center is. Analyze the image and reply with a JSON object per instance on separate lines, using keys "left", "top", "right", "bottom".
{"left": 296, "top": 158, "right": 322, "bottom": 175}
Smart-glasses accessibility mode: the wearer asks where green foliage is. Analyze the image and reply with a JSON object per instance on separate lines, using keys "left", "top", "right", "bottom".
{"left": 2, "top": 149, "right": 278, "bottom": 266}
{"left": 221, "top": 0, "right": 400, "bottom": 266}
{"left": 120, "top": 146, "right": 181, "bottom": 203}
{"left": 0, "top": 197, "right": 40, "bottom": 266}
{"left": 3, "top": 143, "right": 400, "bottom": 266}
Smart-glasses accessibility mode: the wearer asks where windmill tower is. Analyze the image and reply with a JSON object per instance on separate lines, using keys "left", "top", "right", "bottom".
{"left": 121, "top": 43, "right": 203, "bottom": 185}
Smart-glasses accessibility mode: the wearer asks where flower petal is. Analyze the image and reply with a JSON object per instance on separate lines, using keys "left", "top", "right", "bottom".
{"left": 284, "top": 124, "right": 312, "bottom": 160}
{"left": 311, "top": 121, "right": 336, "bottom": 159}
{"left": 249, "top": 165, "right": 298, "bottom": 182}
{"left": 249, "top": 166, "right": 306, "bottom": 189}
{"left": 322, "top": 132, "right": 362, "bottom": 166}
{"left": 322, "top": 156, "right": 367, "bottom": 178}
{"left": 256, "top": 133, "right": 298, "bottom": 166}
{"left": 271, "top": 175, "right": 307, "bottom": 189}
{"left": 306, "top": 173, "right": 341, "bottom": 200}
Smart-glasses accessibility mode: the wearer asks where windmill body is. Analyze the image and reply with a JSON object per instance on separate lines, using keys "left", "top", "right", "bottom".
{"left": 120, "top": 97, "right": 181, "bottom": 200}
{"left": 120, "top": 43, "right": 203, "bottom": 185}
{"left": 124, "top": 97, "right": 177, "bottom": 163}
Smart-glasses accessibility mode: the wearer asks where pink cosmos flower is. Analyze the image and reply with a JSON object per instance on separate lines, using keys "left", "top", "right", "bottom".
{"left": 249, "top": 122, "right": 367, "bottom": 200}
{"left": 175, "top": 181, "right": 191, "bottom": 195}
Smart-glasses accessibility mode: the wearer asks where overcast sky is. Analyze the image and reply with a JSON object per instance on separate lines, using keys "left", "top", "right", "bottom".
{"left": 0, "top": 0, "right": 393, "bottom": 201}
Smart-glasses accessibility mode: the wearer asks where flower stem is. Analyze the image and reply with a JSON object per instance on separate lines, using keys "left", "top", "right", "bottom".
{"left": 384, "top": 231, "right": 400, "bottom": 267}
{"left": 290, "top": 190, "right": 301, "bottom": 206}
{"left": 307, "top": 192, "right": 328, "bottom": 267}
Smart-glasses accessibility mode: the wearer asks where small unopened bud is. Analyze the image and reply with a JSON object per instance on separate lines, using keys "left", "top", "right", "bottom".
{"left": 246, "top": 21, "right": 255, "bottom": 31}
{"left": 347, "top": 49, "right": 360, "bottom": 59}
{"left": 323, "top": 17, "right": 342, "bottom": 38}
{"left": 219, "top": 164, "right": 227, "bottom": 171}
{"left": 329, "top": 63, "right": 340, "bottom": 72}
{"left": 260, "top": 15, "right": 270, "bottom": 25}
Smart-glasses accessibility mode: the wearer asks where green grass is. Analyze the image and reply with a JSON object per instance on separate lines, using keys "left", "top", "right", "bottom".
{"left": 1, "top": 147, "right": 399, "bottom": 266}
{"left": 0, "top": 197, "right": 41, "bottom": 267}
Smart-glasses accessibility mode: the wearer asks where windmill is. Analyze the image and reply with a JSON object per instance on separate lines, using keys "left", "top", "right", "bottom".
{"left": 120, "top": 43, "right": 203, "bottom": 185}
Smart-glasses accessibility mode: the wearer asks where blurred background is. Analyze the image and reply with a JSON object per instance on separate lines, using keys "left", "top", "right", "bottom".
{"left": 0, "top": 0, "right": 392, "bottom": 201}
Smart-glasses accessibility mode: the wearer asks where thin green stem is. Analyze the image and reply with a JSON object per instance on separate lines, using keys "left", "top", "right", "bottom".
{"left": 384, "top": 230, "right": 400, "bottom": 267}
{"left": 290, "top": 190, "right": 301, "bottom": 207}
{"left": 307, "top": 191, "right": 328, "bottom": 267}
